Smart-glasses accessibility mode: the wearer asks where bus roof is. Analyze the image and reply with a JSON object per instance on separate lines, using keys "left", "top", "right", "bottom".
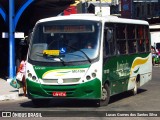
{"left": 37, "top": 14, "right": 149, "bottom": 26}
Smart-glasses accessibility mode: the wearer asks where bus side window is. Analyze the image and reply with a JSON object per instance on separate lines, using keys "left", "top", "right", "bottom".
{"left": 116, "top": 24, "right": 126, "bottom": 39}
{"left": 116, "top": 24, "right": 127, "bottom": 54}
{"left": 128, "top": 40, "right": 136, "bottom": 54}
{"left": 137, "top": 25, "right": 145, "bottom": 52}
{"left": 127, "top": 24, "right": 136, "bottom": 54}
{"left": 104, "top": 38, "right": 109, "bottom": 55}
{"left": 145, "top": 26, "right": 150, "bottom": 52}
{"left": 104, "top": 30, "right": 109, "bottom": 56}
{"left": 104, "top": 26, "right": 115, "bottom": 56}
{"left": 117, "top": 40, "right": 126, "bottom": 54}
{"left": 127, "top": 24, "right": 135, "bottom": 39}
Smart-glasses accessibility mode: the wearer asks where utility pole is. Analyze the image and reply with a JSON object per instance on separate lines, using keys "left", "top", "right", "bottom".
{"left": 9, "top": 0, "right": 15, "bottom": 79}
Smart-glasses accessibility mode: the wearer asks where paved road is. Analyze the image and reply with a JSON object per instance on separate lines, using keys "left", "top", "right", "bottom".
{"left": 0, "top": 67, "right": 160, "bottom": 119}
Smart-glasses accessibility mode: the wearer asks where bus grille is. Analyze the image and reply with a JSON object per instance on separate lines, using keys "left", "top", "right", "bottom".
{"left": 42, "top": 79, "right": 57, "bottom": 83}
{"left": 41, "top": 85, "right": 77, "bottom": 97}
{"left": 41, "top": 78, "right": 80, "bottom": 84}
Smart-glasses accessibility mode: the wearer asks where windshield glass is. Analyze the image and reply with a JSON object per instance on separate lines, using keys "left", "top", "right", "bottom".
{"left": 29, "top": 20, "right": 101, "bottom": 63}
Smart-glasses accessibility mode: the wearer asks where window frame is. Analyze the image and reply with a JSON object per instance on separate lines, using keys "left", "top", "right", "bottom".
{"left": 103, "top": 22, "right": 150, "bottom": 57}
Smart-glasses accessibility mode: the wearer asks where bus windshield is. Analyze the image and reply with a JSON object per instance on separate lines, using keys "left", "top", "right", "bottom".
{"left": 29, "top": 20, "right": 101, "bottom": 64}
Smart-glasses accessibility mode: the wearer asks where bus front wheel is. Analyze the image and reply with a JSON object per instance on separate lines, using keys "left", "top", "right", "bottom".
{"left": 100, "top": 84, "right": 110, "bottom": 106}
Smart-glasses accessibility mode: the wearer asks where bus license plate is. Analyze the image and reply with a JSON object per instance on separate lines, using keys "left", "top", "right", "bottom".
{"left": 53, "top": 92, "right": 66, "bottom": 97}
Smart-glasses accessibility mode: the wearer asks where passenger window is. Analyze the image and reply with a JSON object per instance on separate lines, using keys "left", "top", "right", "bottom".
{"left": 137, "top": 25, "right": 144, "bottom": 39}
{"left": 128, "top": 40, "right": 137, "bottom": 53}
{"left": 127, "top": 25, "right": 135, "bottom": 39}
{"left": 137, "top": 25, "right": 145, "bottom": 52}
{"left": 116, "top": 24, "right": 126, "bottom": 39}
{"left": 145, "top": 26, "right": 150, "bottom": 52}
{"left": 117, "top": 40, "right": 126, "bottom": 54}
{"left": 104, "top": 24, "right": 115, "bottom": 56}
{"left": 138, "top": 39, "right": 145, "bottom": 52}
{"left": 127, "top": 24, "right": 136, "bottom": 54}
{"left": 116, "top": 24, "right": 127, "bottom": 55}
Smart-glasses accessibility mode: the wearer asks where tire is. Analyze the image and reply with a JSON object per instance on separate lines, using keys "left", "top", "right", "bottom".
{"left": 132, "top": 80, "right": 139, "bottom": 95}
{"left": 32, "top": 99, "right": 50, "bottom": 107}
{"left": 100, "top": 84, "right": 110, "bottom": 106}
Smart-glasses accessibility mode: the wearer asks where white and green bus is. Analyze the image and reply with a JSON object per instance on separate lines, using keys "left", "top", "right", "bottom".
{"left": 26, "top": 14, "right": 152, "bottom": 106}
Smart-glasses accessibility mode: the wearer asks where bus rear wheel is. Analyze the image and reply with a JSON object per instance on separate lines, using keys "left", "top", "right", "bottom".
{"left": 100, "top": 84, "right": 110, "bottom": 106}
{"left": 132, "top": 80, "right": 139, "bottom": 95}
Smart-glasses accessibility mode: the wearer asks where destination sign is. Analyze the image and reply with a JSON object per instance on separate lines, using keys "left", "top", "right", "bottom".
{"left": 43, "top": 25, "right": 94, "bottom": 33}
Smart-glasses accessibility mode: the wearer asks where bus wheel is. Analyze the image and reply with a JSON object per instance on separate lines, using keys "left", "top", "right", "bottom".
{"left": 100, "top": 84, "right": 110, "bottom": 106}
{"left": 32, "top": 99, "right": 50, "bottom": 107}
{"left": 132, "top": 80, "right": 139, "bottom": 95}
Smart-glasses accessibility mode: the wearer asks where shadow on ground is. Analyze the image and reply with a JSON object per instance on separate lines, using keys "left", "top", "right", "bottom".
{"left": 20, "top": 88, "right": 147, "bottom": 108}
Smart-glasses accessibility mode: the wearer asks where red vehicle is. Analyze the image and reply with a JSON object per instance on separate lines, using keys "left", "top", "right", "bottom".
{"left": 64, "top": 6, "right": 77, "bottom": 15}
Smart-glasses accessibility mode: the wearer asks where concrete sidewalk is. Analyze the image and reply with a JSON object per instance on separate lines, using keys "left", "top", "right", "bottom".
{"left": 0, "top": 78, "right": 21, "bottom": 101}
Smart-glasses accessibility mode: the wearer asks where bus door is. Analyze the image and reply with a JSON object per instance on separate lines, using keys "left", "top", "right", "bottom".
{"left": 103, "top": 23, "right": 129, "bottom": 95}
{"left": 103, "top": 24, "right": 120, "bottom": 95}
{"left": 115, "top": 24, "right": 130, "bottom": 93}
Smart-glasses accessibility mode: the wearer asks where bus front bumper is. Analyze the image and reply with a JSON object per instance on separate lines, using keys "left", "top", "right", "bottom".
{"left": 26, "top": 79, "right": 101, "bottom": 100}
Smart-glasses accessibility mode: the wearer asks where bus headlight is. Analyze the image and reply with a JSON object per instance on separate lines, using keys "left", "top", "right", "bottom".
{"left": 28, "top": 73, "right": 32, "bottom": 78}
{"left": 32, "top": 76, "right": 37, "bottom": 80}
{"left": 86, "top": 75, "right": 91, "bottom": 80}
{"left": 27, "top": 70, "right": 30, "bottom": 73}
{"left": 28, "top": 73, "right": 38, "bottom": 81}
{"left": 92, "top": 73, "right": 96, "bottom": 78}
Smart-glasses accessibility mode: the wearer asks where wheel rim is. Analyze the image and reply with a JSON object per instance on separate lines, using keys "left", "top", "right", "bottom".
{"left": 101, "top": 87, "right": 107, "bottom": 100}
{"left": 133, "top": 82, "right": 137, "bottom": 95}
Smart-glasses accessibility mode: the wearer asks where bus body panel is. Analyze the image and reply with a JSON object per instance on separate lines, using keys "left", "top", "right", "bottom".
{"left": 103, "top": 53, "right": 152, "bottom": 96}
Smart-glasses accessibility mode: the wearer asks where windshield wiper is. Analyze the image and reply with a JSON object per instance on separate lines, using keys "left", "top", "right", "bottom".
{"left": 55, "top": 57, "right": 66, "bottom": 66}
{"left": 63, "top": 43, "right": 91, "bottom": 63}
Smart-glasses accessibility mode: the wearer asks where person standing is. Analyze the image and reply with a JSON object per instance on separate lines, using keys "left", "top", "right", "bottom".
{"left": 17, "top": 55, "right": 27, "bottom": 96}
